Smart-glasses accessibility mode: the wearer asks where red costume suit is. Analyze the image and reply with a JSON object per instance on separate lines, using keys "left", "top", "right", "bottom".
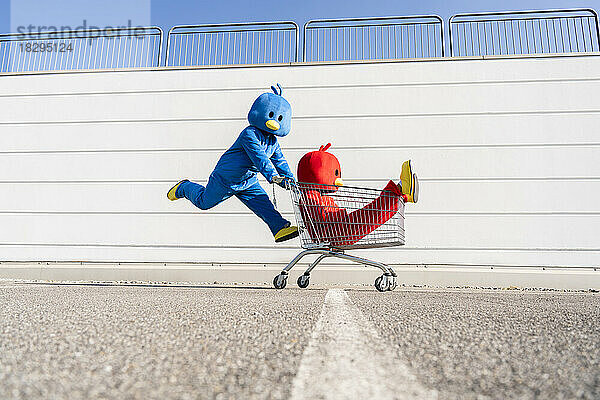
{"left": 297, "top": 144, "right": 405, "bottom": 247}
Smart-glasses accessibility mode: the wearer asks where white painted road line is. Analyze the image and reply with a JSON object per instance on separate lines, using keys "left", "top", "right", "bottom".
{"left": 290, "top": 289, "right": 437, "bottom": 400}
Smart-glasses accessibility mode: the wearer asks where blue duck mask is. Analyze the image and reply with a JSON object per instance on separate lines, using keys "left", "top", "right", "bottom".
{"left": 247, "top": 83, "right": 292, "bottom": 137}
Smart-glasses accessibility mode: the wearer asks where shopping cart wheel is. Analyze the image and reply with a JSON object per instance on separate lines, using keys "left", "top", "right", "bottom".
{"left": 273, "top": 273, "right": 288, "bottom": 289}
{"left": 387, "top": 277, "right": 397, "bottom": 291}
{"left": 374, "top": 275, "right": 389, "bottom": 292}
{"left": 297, "top": 274, "right": 310, "bottom": 289}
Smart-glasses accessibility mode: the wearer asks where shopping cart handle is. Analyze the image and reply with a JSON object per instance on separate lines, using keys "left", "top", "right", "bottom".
{"left": 273, "top": 176, "right": 296, "bottom": 190}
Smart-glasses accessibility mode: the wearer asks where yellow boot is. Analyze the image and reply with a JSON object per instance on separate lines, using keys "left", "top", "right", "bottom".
{"left": 167, "top": 179, "right": 188, "bottom": 201}
{"left": 274, "top": 223, "right": 299, "bottom": 243}
{"left": 400, "top": 161, "right": 419, "bottom": 203}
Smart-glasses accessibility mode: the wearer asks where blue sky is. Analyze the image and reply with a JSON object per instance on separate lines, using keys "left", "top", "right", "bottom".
{"left": 1, "top": 0, "right": 599, "bottom": 34}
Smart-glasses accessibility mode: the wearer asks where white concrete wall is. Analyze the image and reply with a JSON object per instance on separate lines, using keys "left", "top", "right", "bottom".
{"left": 1, "top": 55, "right": 599, "bottom": 268}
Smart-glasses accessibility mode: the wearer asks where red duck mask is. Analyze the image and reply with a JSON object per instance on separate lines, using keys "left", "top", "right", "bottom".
{"left": 297, "top": 143, "right": 344, "bottom": 191}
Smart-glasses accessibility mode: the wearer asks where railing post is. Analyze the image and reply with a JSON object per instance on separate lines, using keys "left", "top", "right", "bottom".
{"left": 156, "top": 26, "right": 164, "bottom": 67}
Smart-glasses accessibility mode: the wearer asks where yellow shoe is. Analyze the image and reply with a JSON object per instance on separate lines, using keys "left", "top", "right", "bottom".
{"left": 274, "top": 224, "right": 299, "bottom": 243}
{"left": 400, "top": 161, "right": 419, "bottom": 203}
{"left": 167, "top": 179, "right": 188, "bottom": 201}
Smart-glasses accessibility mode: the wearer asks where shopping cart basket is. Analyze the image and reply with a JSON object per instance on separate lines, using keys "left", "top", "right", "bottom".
{"left": 273, "top": 181, "right": 405, "bottom": 292}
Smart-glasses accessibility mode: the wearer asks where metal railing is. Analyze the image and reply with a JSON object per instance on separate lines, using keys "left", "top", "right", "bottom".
{"left": 0, "top": 26, "right": 163, "bottom": 73}
{"left": 2, "top": 8, "right": 600, "bottom": 73}
{"left": 303, "top": 15, "right": 444, "bottom": 62}
{"left": 165, "top": 21, "right": 299, "bottom": 66}
{"left": 449, "top": 9, "right": 600, "bottom": 57}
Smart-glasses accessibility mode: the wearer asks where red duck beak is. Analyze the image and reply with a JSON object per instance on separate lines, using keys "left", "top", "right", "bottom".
{"left": 334, "top": 178, "right": 344, "bottom": 186}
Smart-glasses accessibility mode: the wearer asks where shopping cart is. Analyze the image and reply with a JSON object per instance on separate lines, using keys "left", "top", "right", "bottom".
{"left": 272, "top": 181, "right": 405, "bottom": 292}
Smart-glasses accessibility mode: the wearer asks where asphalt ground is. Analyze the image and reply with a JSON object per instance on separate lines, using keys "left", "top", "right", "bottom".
{"left": 0, "top": 284, "right": 325, "bottom": 400}
{"left": 349, "top": 289, "right": 600, "bottom": 400}
{"left": 0, "top": 282, "right": 598, "bottom": 399}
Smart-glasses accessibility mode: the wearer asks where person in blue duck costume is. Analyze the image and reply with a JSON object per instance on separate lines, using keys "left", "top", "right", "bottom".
{"left": 167, "top": 84, "right": 299, "bottom": 243}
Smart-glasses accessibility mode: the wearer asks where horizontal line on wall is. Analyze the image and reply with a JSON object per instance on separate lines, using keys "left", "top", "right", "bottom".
{"left": 1, "top": 142, "right": 600, "bottom": 155}
{"left": 1, "top": 177, "right": 599, "bottom": 184}
{"left": 0, "top": 243, "right": 598, "bottom": 252}
{"left": 0, "top": 211, "right": 599, "bottom": 217}
{"left": 1, "top": 260, "right": 595, "bottom": 270}
{"left": 3, "top": 76, "right": 600, "bottom": 99}
{"left": 2, "top": 109, "right": 600, "bottom": 126}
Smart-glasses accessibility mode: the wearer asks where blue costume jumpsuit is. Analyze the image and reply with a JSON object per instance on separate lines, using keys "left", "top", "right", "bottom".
{"left": 175, "top": 86, "right": 295, "bottom": 236}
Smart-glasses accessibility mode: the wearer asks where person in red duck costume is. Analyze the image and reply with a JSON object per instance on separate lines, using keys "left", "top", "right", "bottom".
{"left": 297, "top": 143, "right": 419, "bottom": 247}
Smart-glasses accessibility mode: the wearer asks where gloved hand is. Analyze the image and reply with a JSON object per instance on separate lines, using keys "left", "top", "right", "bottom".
{"left": 272, "top": 176, "right": 295, "bottom": 190}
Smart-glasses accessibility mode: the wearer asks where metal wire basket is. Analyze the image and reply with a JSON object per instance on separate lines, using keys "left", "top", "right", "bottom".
{"left": 273, "top": 181, "right": 406, "bottom": 292}
{"left": 290, "top": 182, "right": 405, "bottom": 250}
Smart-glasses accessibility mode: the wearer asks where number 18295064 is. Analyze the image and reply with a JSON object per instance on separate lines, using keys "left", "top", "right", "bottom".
{"left": 19, "top": 42, "right": 74, "bottom": 53}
